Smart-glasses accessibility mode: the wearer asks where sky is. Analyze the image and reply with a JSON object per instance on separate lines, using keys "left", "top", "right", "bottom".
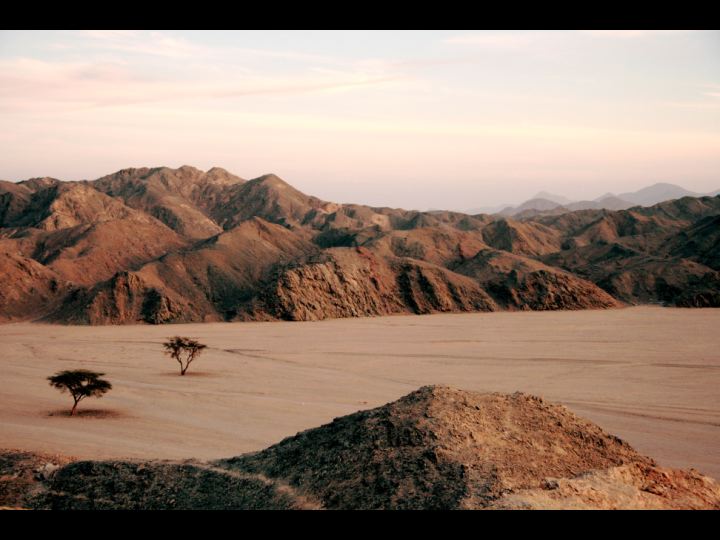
{"left": 1, "top": 30, "right": 719, "bottom": 211}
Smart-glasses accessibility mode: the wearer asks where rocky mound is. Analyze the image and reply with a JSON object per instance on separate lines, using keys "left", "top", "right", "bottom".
{"left": 222, "top": 386, "right": 661, "bottom": 509}
{"left": 0, "top": 450, "right": 316, "bottom": 510}
{"left": 4, "top": 386, "right": 718, "bottom": 510}
{"left": 0, "top": 450, "right": 73, "bottom": 509}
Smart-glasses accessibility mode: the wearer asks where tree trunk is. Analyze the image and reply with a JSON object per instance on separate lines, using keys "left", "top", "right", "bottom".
{"left": 70, "top": 399, "right": 78, "bottom": 416}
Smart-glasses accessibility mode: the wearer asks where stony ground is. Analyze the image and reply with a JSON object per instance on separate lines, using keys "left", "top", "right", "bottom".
{"left": 2, "top": 386, "right": 719, "bottom": 510}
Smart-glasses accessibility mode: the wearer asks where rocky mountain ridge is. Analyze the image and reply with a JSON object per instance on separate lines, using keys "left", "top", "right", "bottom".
{"left": 2, "top": 166, "right": 719, "bottom": 324}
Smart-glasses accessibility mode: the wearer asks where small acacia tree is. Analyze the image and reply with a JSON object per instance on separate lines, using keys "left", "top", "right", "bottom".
{"left": 163, "top": 336, "right": 207, "bottom": 375}
{"left": 47, "top": 369, "right": 112, "bottom": 416}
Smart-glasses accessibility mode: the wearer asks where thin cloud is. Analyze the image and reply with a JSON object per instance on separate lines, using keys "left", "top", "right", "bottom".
{"left": 445, "top": 30, "right": 690, "bottom": 49}
{"left": 74, "top": 30, "right": 344, "bottom": 66}
{"left": 78, "top": 30, "right": 208, "bottom": 58}
{"left": 580, "top": 30, "right": 689, "bottom": 39}
{"left": 702, "top": 84, "right": 720, "bottom": 99}
{"left": 228, "top": 47, "right": 342, "bottom": 65}
{"left": 444, "top": 32, "right": 548, "bottom": 48}
{"left": 0, "top": 57, "right": 406, "bottom": 112}
{"left": 659, "top": 100, "right": 720, "bottom": 110}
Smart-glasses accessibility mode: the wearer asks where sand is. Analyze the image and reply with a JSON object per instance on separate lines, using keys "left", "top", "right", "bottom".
{"left": 0, "top": 306, "right": 718, "bottom": 480}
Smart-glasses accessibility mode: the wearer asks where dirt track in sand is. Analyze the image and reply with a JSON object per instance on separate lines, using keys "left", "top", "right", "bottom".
{"left": 1, "top": 306, "right": 718, "bottom": 479}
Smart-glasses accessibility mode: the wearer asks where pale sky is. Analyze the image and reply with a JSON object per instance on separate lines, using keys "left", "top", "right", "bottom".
{"left": 1, "top": 30, "right": 719, "bottom": 210}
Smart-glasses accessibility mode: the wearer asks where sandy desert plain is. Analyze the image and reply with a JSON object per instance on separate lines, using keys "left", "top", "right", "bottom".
{"left": 1, "top": 305, "right": 718, "bottom": 481}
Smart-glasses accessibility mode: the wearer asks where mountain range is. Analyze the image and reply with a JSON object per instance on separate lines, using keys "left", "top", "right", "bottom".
{"left": 1, "top": 166, "right": 719, "bottom": 324}
{"left": 467, "top": 183, "right": 720, "bottom": 217}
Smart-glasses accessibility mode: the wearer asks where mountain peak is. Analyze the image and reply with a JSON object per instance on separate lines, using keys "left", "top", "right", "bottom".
{"left": 532, "top": 191, "right": 573, "bottom": 205}
{"left": 618, "top": 183, "right": 701, "bottom": 206}
{"left": 206, "top": 166, "right": 231, "bottom": 176}
{"left": 254, "top": 173, "right": 288, "bottom": 186}
{"left": 646, "top": 182, "right": 683, "bottom": 189}
{"left": 19, "top": 177, "right": 61, "bottom": 190}
{"left": 178, "top": 164, "right": 201, "bottom": 172}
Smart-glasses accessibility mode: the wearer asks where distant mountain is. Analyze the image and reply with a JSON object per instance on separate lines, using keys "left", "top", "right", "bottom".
{"left": 485, "top": 182, "right": 716, "bottom": 217}
{"left": 465, "top": 203, "right": 509, "bottom": 215}
{"left": 465, "top": 193, "right": 571, "bottom": 216}
{"left": 533, "top": 191, "right": 574, "bottom": 205}
{"left": 565, "top": 195, "right": 634, "bottom": 212}
{"left": 617, "top": 183, "right": 703, "bottom": 206}
{"left": 498, "top": 198, "right": 562, "bottom": 216}
{"left": 2, "top": 166, "right": 720, "bottom": 324}
{"left": 596, "top": 194, "right": 634, "bottom": 208}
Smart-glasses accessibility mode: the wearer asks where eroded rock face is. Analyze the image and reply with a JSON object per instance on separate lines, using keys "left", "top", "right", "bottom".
{"left": 260, "top": 248, "right": 496, "bottom": 321}
{"left": 673, "top": 289, "right": 720, "bottom": 308}
{"left": 503, "top": 269, "right": 621, "bottom": 311}
{"left": 46, "top": 271, "right": 191, "bottom": 325}
{"left": 261, "top": 251, "right": 400, "bottom": 321}
{"left": 481, "top": 218, "right": 562, "bottom": 257}
{"left": 455, "top": 248, "right": 620, "bottom": 310}
{"left": 668, "top": 215, "right": 720, "bottom": 271}
{"left": 5, "top": 386, "right": 718, "bottom": 510}
{"left": 0, "top": 253, "right": 69, "bottom": 322}
{"left": 491, "top": 462, "right": 720, "bottom": 510}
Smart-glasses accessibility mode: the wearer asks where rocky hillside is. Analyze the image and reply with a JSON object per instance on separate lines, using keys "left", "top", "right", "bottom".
{"left": 1, "top": 166, "right": 719, "bottom": 324}
{"left": 3, "top": 386, "right": 718, "bottom": 510}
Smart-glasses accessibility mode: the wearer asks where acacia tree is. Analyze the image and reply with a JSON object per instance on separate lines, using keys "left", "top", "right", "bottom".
{"left": 47, "top": 369, "right": 112, "bottom": 416}
{"left": 163, "top": 336, "right": 207, "bottom": 375}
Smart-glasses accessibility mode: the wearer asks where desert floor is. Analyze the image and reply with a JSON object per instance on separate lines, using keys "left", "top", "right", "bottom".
{"left": 1, "top": 306, "right": 718, "bottom": 479}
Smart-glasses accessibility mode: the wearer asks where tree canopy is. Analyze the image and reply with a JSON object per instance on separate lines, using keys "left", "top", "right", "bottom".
{"left": 47, "top": 369, "right": 112, "bottom": 416}
{"left": 163, "top": 336, "right": 207, "bottom": 375}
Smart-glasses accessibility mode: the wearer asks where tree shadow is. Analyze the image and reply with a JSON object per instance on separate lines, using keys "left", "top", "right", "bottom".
{"left": 158, "top": 371, "right": 216, "bottom": 378}
{"left": 46, "top": 409, "right": 126, "bottom": 419}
